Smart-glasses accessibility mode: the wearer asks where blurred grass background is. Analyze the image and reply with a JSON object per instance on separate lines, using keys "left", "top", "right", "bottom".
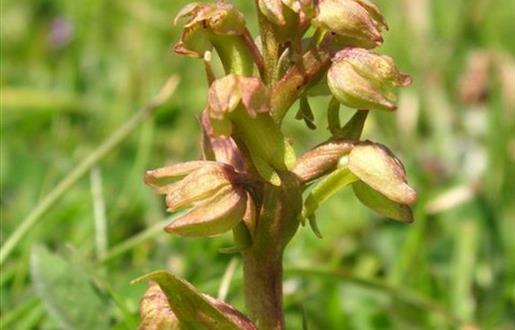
{"left": 1, "top": 0, "right": 514, "bottom": 329}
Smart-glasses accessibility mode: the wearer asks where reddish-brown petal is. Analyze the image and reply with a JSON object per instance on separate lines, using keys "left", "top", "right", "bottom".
{"left": 293, "top": 140, "right": 355, "bottom": 183}
{"left": 144, "top": 161, "right": 216, "bottom": 194}
{"left": 165, "top": 188, "right": 247, "bottom": 237}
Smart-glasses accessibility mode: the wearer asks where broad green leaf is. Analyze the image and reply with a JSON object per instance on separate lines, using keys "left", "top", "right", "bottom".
{"left": 132, "top": 271, "right": 255, "bottom": 330}
{"left": 30, "top": 246, "right": 110, "bottom": 330}
{"left": 352, "top": 181, "right": 413, "bottom": 223}
{"left": 302, "top": 167, "right": 359, "bottom": 218}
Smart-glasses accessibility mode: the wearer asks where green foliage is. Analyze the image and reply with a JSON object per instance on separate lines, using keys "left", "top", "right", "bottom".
{"left": 30, "top": 246, "right": 110, "bottom": 330}
{"left": 134, "top": 271, "right": 252, "bottom": 330}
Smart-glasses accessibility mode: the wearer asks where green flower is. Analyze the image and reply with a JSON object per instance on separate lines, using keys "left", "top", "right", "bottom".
{"left": 327, "top": 48, "right": 411, "bottom": 111}
{"left": 145, "top": 161, "right": 249, "bottom": 237}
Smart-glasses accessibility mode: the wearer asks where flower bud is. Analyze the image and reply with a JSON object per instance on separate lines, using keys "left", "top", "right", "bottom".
{"left": 348, "top": 141, "right": 416, "bottom": 205}
{"left": 174, "top": 2, "right": 246, "bottom": 58}
{"left": 313, "top": 0, "right": 387, "bottom": 48}
{"left": 293, "top": 139, "right": 354, "bottom": 183}
{"left": 337, "top": 48, "right": 412, "bottom": 88}
{"left": 327, "top": 48, "right": 411, "bottom": 111}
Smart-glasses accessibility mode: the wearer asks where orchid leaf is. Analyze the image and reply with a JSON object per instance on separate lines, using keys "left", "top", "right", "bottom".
{"left": 30, "top": 246, "right": 110, "bottom": 330}
{"left": 132, "top": 271, "right": 255, "bottom": 330}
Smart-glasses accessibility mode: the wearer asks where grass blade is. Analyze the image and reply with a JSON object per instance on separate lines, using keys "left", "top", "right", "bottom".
{"left": 0, "top": 76, "right": 179, "bottom": 266}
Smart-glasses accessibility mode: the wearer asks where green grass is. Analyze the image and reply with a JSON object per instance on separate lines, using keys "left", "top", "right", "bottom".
{"left": 1, "top": 0, "right": 514, "bottom": 329}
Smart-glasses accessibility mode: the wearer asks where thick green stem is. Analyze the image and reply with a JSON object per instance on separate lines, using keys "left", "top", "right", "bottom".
{"left": 241, "top": 173, "right": 302, "bottom": 330}
{"left": 243, "top": 251, "right": 284, "bottom": 330}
